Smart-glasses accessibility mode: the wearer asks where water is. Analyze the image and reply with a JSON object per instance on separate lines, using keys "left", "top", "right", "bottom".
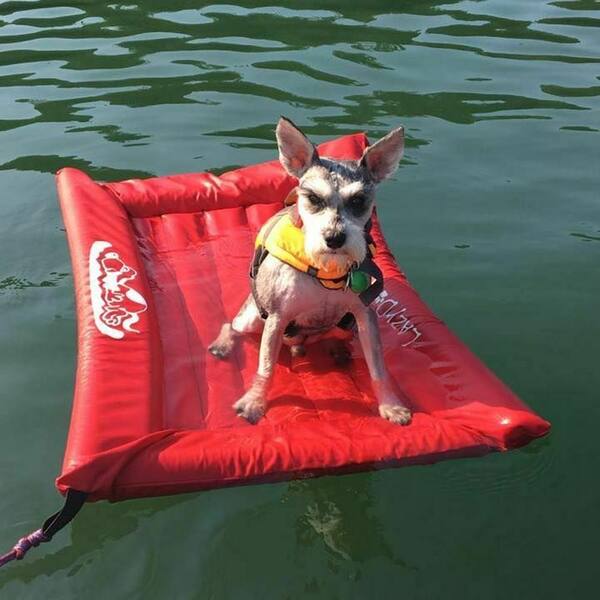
{"left": 0, "top": 1, "right": 598, "bottom": 598}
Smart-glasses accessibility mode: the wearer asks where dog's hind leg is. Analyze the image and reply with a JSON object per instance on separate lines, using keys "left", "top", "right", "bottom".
{"left": 208, "top": 294, "right": 263, "bottom": 359}
{"left": 232, "top": 294, "right": 264, "bottom": 335}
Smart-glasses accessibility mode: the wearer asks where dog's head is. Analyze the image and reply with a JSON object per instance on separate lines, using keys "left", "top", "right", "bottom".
{"left": 276, "top": 117, "right": 404, "bottom": 272}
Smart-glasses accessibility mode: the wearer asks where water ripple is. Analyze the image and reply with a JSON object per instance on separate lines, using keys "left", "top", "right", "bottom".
{"left": 0, "top": 1, "right": 596, "bottom": 185}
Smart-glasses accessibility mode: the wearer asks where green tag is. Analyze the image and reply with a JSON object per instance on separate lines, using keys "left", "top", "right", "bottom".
{"left": 349, "top": 270, "right": 370, "bottom": 293}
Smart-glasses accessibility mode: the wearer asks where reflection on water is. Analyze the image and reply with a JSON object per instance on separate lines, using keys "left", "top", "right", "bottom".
{"left": 288, "top": 477, "right": 413, "bottom": 571}
{"left": 0, "top": 1, "right": 598, "bottom": 598}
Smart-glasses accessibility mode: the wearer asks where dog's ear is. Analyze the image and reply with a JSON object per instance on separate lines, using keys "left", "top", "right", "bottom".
{"left": 276, "top": 117, "right": 318, "bottom": 178}
{"left": 360, "top": 127, "right": 404, "bottom": 183}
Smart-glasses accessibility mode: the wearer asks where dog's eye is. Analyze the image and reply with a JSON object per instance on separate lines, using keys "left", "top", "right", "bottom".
{"left": 347, "top": 194, "right": 367, "bottom": 214}
{"left": 306, "top": 192, "right": 325, "bottom": 210}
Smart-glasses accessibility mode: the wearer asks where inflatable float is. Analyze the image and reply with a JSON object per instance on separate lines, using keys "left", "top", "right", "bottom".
{"left": 1, "top": 132, "right": 550, "bottom": 567}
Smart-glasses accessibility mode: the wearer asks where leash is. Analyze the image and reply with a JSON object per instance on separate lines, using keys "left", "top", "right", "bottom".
{"left": 0, "top": 489, "right": 87, "bottom": 568}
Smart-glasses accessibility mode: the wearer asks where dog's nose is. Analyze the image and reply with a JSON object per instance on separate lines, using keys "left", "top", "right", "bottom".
{"left": 324, "top": 231, "right": 346, "bottom": 249}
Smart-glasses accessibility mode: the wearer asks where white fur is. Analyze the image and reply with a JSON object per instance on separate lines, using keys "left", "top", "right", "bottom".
{"left": 300, "top": 204, "right": 366, "bottom": 271}
{"left": 297, "top": 166, "right": 370, "bottom": 271}
{"left": 339, "top": 181, "right": 365, "bottom": 198}
{"left": 302, "top": 178, "right": 334, "bottom": 199}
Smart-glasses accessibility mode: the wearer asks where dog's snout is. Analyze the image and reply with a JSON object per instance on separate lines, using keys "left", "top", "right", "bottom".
{"left": 324, "top": 231, "right": 346, "bottom": 249}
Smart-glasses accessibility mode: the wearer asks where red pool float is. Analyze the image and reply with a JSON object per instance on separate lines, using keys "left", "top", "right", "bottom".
{"left": 0, "top": 132, "right": 549, "bottom": 567}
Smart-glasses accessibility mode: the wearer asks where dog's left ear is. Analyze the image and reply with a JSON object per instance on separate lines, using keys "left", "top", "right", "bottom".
{"left": 360, "top": 127, "right": 404, "bottom": 183}
{"left": 276, "top": 117, "right": 319, "bottom": 178}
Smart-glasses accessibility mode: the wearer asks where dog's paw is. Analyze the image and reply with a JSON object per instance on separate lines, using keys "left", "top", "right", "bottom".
{"left": 208, "top": 324, "right": 235, "bottom": 359}
{"left": 329, "top": 341, "right": 352, "bottom": 367}
{"left": 290, "top": 344, "right": 306, "bottom": 358}
{"left": 233, "top": 395, "right": 265, "bottom": 424}
{"left": 208, "top": 341, "right": 233, "bottom": 359}
{"left": 379, "top": 403, "right": 412, "bottom": 425}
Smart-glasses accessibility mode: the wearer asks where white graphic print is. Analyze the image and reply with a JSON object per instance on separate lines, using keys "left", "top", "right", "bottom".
{"left": 373, "top": 290, "right": 422, "bottom": 346}
{"left": 89, "top": 241, "right": 147, "bottom": 339}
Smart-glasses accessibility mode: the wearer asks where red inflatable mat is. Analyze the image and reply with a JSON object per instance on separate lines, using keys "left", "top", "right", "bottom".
{"left": 54, "top": 132, "right": 549, "bottom": 503}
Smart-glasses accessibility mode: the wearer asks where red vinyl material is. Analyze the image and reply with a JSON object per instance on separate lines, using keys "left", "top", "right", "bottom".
{"left": 55, "top": 133, "right": 550, "bottom": 502}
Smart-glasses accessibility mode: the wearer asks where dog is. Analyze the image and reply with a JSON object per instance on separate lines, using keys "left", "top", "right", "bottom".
{"left": 209, "top": 117, "right": 411, "bottom": 426}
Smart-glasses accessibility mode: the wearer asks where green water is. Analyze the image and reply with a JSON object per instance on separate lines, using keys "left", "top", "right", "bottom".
{"left": 0, "top": 1, "right": 598, "bottom": 598}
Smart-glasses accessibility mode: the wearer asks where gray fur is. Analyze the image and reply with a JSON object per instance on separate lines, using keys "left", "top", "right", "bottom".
{"left": 208, "top": 118, "right": 410, "bottom": 425}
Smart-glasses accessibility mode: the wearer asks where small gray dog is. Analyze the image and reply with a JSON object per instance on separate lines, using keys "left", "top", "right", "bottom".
{"left": 209, "top": 117, "right": 411, "bottom": 426}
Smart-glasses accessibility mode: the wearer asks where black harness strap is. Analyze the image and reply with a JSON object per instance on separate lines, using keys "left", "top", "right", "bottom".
{"left": 357, "top": 258, "right": 384, "bottom": 306}
{"left": 249, "top": 208, "right": 290, "bottom": 320}
{"left": 336, "top": 254, "right": 384, "bottom": 332}
{"left": 250, "top": 246, "right": 269, "bottom": 319}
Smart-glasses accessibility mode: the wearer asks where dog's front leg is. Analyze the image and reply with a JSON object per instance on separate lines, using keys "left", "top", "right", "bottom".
{"left": 233, "top": 313, "right": 284, "bottom": 424}
{"left": 354, "top": 307, "right": 412, "bottom": 425}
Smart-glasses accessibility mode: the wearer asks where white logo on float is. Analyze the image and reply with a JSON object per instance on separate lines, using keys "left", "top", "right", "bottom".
{"left": 373, "top": 290, "right": 422, "bottom": 346}
{"left": 89, "top": 241, "right": 147, "bottom": 339}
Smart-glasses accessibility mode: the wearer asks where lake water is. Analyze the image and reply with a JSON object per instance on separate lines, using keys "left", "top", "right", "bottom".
{"left": 0, "top": 1, "right": 598, "bottom": 598}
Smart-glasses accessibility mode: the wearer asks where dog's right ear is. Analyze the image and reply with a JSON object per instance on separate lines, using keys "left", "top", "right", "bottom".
{"left": 276, "top": 117, "right": 319, "bottom": 178}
